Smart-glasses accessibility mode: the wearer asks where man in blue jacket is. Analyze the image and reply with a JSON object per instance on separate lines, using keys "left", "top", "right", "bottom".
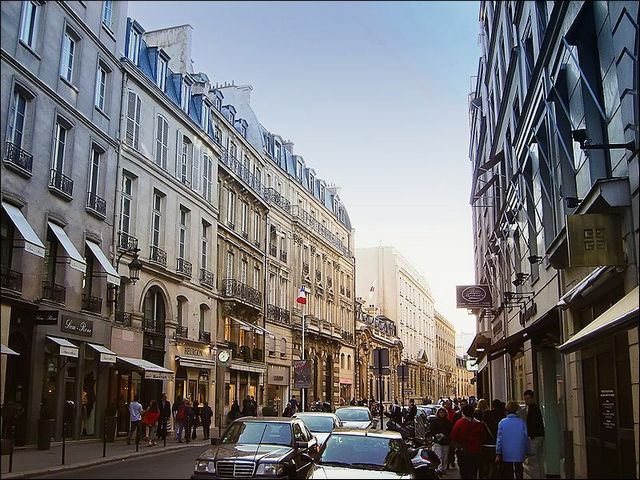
{"left": 495, "top": 400, "right": 530, "bottom": 479}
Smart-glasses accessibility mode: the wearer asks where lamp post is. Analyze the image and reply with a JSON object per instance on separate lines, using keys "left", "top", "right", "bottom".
{"left": 109, "top": 247, "right": 142, "bottom": 308}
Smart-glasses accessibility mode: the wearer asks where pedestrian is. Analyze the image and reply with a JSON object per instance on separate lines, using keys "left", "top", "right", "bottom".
{"left": 242, "top": 395, "right": 251, "bottom": 416}
{"left": 350, "top": 398, "right": 356, "bottom": 406}
{"left": 172, "top": 396, "right": 182, "bottom": 440}
{"left": 158, "top": 393, "right": 171, "bottom": 441}
{"left": 230, "top": 399, "right": 241, "bottom": 420}
{"left": 495, "top": 401, "right": 530, "bottom": 479}
{"left": 283, "top": 402, "right": 293, "bottom": 417}
{"left": 175, "top": 399, "right": 188, "bottom": 443}
{"left": 404, "top": 398, "right": 417, "bottom": 426}
{"left": 450, "top": 404, "right": 489, "bottom": 479}
{"left": 289, "top": 395, "right": 298, "bottom": 414}
{"left": 200, "top": 401, "right": 213, "bottom": 439}
{"left": 250, "top": 396, "right": 258, "bottom": 416}
{"left": 484, "top": 399, "right": 506, "bottom": 441}
{"left": 431, "top": 407, "right": 453, "bottom": 475}
{"left": 524, "top": 390, "right": 545, "bottom": 479}
{"left": 142, "top": 400, "right": 160, "bottom": 446}
{"left": 474, "top": 398, "right": 489, "bottom": 422}
{"left": 444, "top": 398, "right": 456, "bottom": 422}
{"left": 127, "top": 395, "right": 143, "bottom": 445}
{"left": 184, "top": 399, "right": 195, "bottom": 444}
{"left": 452, "top": 398, "right": 469, "bottom": 424}
{"left": 191, "top": 400, "right": 200, "bottom": 440}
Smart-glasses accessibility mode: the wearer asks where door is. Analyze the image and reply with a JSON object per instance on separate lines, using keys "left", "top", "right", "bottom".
{"left": 291, "top": 421, "right": 314, "bottom": 477}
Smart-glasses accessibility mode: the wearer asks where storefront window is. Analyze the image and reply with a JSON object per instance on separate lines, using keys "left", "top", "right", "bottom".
{"left": 512, "top": 355, "right": 525, "bottom": 403}
{"left": 81, "top": 347, "right": 97, "bottom": 436}
{"left": 41, "top": 354, "right": 58, "bottom": 418}
{"left": 198, "top": 370, "right": 209, "bottom": 405}
{"left": 188, "top": 379, "right": 197, "bottom": 403}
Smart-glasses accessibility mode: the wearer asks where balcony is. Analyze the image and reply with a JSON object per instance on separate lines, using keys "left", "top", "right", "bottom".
{"left": 322, "top": 320, "right": 331, "bottom": 332}
{"left": 219, "top": 152, "right": 265, "bottom": 197}
{"left": 118, "top": 232, "right": 138, "bottom": 251}
{"left": 341, "top": 331, "right": 354, "bottom": 344}
{"left": 253, "top": 348, "right": 263, "bottom": 362}
{"left": 175, "top": 325, "right": 188, "bottom": 339}
{"left": 176, "top": 258, "right": 192, "bottom": 277}
{"left": 115, "top": 311, "right": 132, "bottom": 327}
{"left": 49, "top": 169, "right": 73, "bottom": 199}
{"left": 291, "top": 205, "right": 352, "bottom": 258}
{"left": 199, "top": 330, "right": 211, "bottom": 343}
{"left": 269, "top": 244, "right": 277, "bottom": 257}
{"left": 143, "top": 318, "right": 164, "bottom": 334}
{"left": 4, "top": 142, "right": 33, "bottom": 176}
{"left": 305, "top": 315, "right": 320, "bottom": 330}
{"left": 1, "top": 266, "right": 22, "bottom": 293}
{"left": 200, "top": 268, "right": 214, "bottom": 288}
{"left": 263, "top": 187, "right": 291, "bottom": 212}
{"left": 267, "top": 304, "right": 291, "bottom": 326}
{"left": 221, "top": 278, "right": 262, "bottom": 309}
{"left": 81, "top": 294, "right": 102, "bottom": 313}
{"left": 149, "top": 246, "right": 167, "bottom": 267}
{"left": 42, "top": 281, "right": 65, "bottom": 303}
{"left": 302, "top": 262, "right": 310, "bottom": 276}
{"left": 86, "top": 192, "right": 107, "bottom": 218}
{"left": 280, "top": 251, "right": 287, "bottom": 263}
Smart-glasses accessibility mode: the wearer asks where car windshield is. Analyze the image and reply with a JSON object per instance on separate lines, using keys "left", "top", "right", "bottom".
{"left": 319, "top": 434, "right": 412, "bottom": 474}
{"left": 295, "top": 415, "right": 335, "bottom": 433}
{"left": 335, "top": 408, "right": 371, "bottom": 422}
{"left": 221, "top": 421, "right": 292, "bottom": 446}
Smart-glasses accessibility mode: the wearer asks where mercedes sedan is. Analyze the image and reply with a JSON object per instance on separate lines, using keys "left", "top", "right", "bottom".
{"left": 334, "top": 407, "right": 377, "bottom": 429}
{"left": 293, "top": 412, "right": 343, "bottom": 447}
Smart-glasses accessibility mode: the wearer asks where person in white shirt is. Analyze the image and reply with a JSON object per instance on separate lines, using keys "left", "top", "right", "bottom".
{"left": 127, "top": 395, "right": 143, "bottom": 444}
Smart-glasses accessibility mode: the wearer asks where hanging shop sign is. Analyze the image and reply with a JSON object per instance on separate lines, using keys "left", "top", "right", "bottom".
{"left": 456, "top": 285, "right": 493, "bottom": 308}
{"left": 61, "top": 316, "right": 94, "bottom": 337}
{"left": 567, "top": 214, "right": 624, "bottom": 267}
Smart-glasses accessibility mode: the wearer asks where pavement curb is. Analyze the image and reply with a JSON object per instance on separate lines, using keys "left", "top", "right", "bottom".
{"left": 2, "top": 441, "right": 209, "bottom": 479}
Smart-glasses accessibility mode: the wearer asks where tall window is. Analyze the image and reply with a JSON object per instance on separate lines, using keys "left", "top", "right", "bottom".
{"left": 241, "top": 202, "right": 249, "bottom": 234}
{"left": 308, "top": 173, "right": 315, "bottom": 192}
{"left": 201, "top": 221, "right": 209, "bottom": 269}
{"left": 155, "top": 115, "right": 168, "bottom": 168}
{"left": 180, "top": 137, "right": 191, "bottom": 185}
{"left": 127, "top": 27, "right": 140, "bottom": 64}
{"left": 199, "top": 305, "right": 207, "bottom": 333}
{"left": 230, "top": 142, "right": 237, "bottom": 159}
{"left": 94, "top": 64, "right": 107, "bottom": 110}
{"left": 52, "top": 121, "right": 67, "bottom": 173}
{"left": 120, "top": 174, "right": 133, "bottom": 235}
{"left": 176, "top": 296, "right": 187, "bottom": 328}
{"left": 202, "top": 154, "right": 213, "bottom": 202}
{"left": 202, "top": 104, "right": 210, "bottom": 132}
{"left": 60, "top": 29, "right": 76, "bottom": 83}
{"left": 157, "top": 57, "right": 167, "bottom": 91}
{"left": 274, "top": 142, "right": 281, "bottom": 160}
{"left": 8, "top": 91, "right": 27, "bottom": 147}
{"left": 19, "top": 1, "right": 39, "bottom": 49}
{"left": 240, "top": 260, "right": 248, "bottom": 284}
{"left": 125, "top": 91, "right": 141, "bottom": 149}
{"left": 178, "top": 208, "right": 188, "bottom": 259}
{"left": 254, "top": 213, "right": 260, "bottom": 243}
{"left": 88, "top": 148, "right": 100, "bottom": 196}
{"left": 181, "top": 79, "right": 191, "bottom": 112}
{"left": 297, "top": 161, "right": 303, "bottom": 179}
{"left": 226, "top": 190, "right": 236, "bottom": 226}
{"left": 102, "top": 1, "right": 113, "bottom": 28}
{"left": 253, "top": 266, "right": 260, "bottom": 290}
{"left": 151, "top": 192, "right": 162, "bottom": 247}
{"left": 226, "top": 252, "right": 234, "bottom": 279}
{"left": 280, "top": 338, "right": 286, "bottom": 358}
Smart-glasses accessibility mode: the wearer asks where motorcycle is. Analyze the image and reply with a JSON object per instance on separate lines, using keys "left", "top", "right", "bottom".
{"left": 386, "top": 419, "right": 415, "bottom": 441}
{"left": 409, "top": 446, "right": 440, "bottom": 479}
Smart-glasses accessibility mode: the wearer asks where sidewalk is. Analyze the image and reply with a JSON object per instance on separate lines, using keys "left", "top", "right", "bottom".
{"left": 0, "top": 430, "right": 219, "bottom": 479}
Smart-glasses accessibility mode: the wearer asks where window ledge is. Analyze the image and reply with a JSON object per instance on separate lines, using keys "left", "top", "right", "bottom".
{"left": 60, "top": 76, "right": 79, "bottom": 93}
{"left": 18, "top": 40, "right": 41, "bottom": 60}
{"left": 94, "top": 105, "right": 110, "bottom": 121}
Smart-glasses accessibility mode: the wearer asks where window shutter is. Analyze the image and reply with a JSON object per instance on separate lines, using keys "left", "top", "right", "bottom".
{"left": 125, "top": 91, "right": 136, "bottom": 146}
{"left": 192, "top": 149, "right": 200, "bottom": 193}
{"left": 134, "top": 95, "right": 141, "bottom": 149}
{"left": 155, "top": 116, "right": 162, "bottom": 165}
{"left": 162, "top": 118, "right": 169, "bottom": 168}
{"left": 175, "top": 129, "right": 182, "bottom": 178}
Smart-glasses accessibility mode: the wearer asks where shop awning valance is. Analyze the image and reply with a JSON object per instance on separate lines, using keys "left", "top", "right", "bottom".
{"left": 1, "top": 344, "right": 19, "bottom": 355}
{"left": 559, "top": 286, "right": 639, "bottom": 354}
{"left": 46, "top": 336, "right": 79, "bottom": 358}
{"left": 88, "top": 343, "right": 117, "bottom": 363}
{"left": 116, "top": 356, "right": 174, "bottom": 381}
{"left": 85, "top": 240, "right": 120, "bottom": 285}
{"left": 48, "top": 222, "right": 86, "bottom": 273}
{"left": 176, "top": 355, "right": 216, "bottom": 369}
{"left": 2, "top": 202, "right": 45, "bottom": 257}
{"left": 556, "top": 266, "right": 613, "bottom": 309}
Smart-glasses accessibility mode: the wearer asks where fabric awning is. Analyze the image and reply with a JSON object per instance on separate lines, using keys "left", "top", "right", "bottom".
{"left": 2, "top": 202, "right": 45, "bottom": 257}
{"left": 46, "top": 336, "right": 79, "bottom": 358}
{"left": 116, "top": 356, "right": 174, "bottom": 380}
{"left": 88, "top": 343, "right": 117, "bottom": 363}
{"left": 1, "top": 344, "right": 19, "bottom": 355}
{"left": 559, "top": 286, "right": 639, "bottom": 354}
{"left": 229, "top": 361, "right": 267, "bottom": 374}
{"left": 48, "top": 222, "right": 86, "bottom": 273}
{"left": 175, "top": 355, "right": 216, "bottom": 369}
{"left": 85, "top": 240, "right": 120, "bottom": 285}
{"left": 556, "top": 266, "right": 612, "bottom": 309}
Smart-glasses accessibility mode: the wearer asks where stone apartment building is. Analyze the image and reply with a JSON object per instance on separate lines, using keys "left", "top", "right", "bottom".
{"left": 468, "top": 1, "right": 639, "bottom": 477}
{"left": 1, "top": 0, "right": 127, "bottom": 444}
{"left": 435, "top": 310, "right": 456, "bottom": 399}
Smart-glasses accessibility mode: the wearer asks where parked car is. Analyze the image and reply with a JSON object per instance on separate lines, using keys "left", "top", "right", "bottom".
{"left": 306, "top": 428, "right": 435, "bottom": 479}
{"left": 293, "top": 412, "right": 342, "bottom": 447}
{"left": 335, "top": 406, "right": 377, "bottom": 429}
{"left": 192, "top": 417, "right": 318, "bottom": 479}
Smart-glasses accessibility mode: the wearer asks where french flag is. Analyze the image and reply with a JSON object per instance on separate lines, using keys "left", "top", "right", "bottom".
{"left": 296, "top": 286, "right": 307, "bottom": 305}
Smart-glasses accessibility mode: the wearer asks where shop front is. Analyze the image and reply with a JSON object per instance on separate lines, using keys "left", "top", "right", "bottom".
{"left": 173, "top": 343, "right": 216, "bottom": 409}
{"left": 224, "top": 362, "right": 265, "bottom": 418}
{"left": 339, "top": 377, "right": 352, "bottom": 405}
{"left": 265, "top": 365, "right": 289, "bottom": 415}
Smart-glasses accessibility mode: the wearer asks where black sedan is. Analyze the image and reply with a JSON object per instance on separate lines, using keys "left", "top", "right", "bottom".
{"left": 192, "top": 417, "right": 318, "bottom": 479}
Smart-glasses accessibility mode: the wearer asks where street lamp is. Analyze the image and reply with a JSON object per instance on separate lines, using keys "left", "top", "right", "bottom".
{"left": 108, "top": 247, "right": 142, "bottom": 307}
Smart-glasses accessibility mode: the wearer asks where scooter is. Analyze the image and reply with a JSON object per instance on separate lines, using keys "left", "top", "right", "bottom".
{"left": 386, "top": 419, "right": 415, "bottom": 441}
{"left": 409, "top": 446, "right": 440, "bottom": 479}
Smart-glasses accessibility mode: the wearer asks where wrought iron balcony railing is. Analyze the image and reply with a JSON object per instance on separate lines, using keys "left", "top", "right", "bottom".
{"left": 175, "top": 325, "right": 188, "bottom": 339}
{"left": 199, "top": 330, "right": 211, "bottom": 343}
{"left": 219, "top": 152, "right": 265, "bottom": 197}
{"left": 263, "top": 187, "right": 291, "bottom": 212}
{"left": 143, "top": 318, "right": 164, "bottom": 334}
{"left": 86, "top": 192, "right": 107, "bottom": 217}
{"left": 81, "top": 294, "right": 102, "bottom": 313}
{"left": 149, "top": 245, "right": 167, "bottom": 266}
{"left": 1, "top": 266, "right": 22, "bottom": 292}
{"left": 291, "top": 205, "right": 352, "bottom": 258}
{"left": 176, "top": 257, "right": 192, "bottom": 277}
{"left": 118, "top": 232, "right": 138, "bottom": 251}
{"left": 200, "top": 268, "right": 214, "bottom": 287}
{"left": 221, "top": 278, "right": 262, "bottom": 308}
{"left": 4, "top": 142, "right": 33, "bottom": 175}
{"left": 341, "top": 331, "right": 354, "bottom": 344}
{"left": 42, "top": 281, "right": 65, "bottom": 303}
{"left": 115, "top": 311, "right": 132, "bottom": 326}
{"left": 267, "top": 304, "right": 291, "bottom": 325}
{"left": 49, "top": 169, "right": 74, "bottom": 199}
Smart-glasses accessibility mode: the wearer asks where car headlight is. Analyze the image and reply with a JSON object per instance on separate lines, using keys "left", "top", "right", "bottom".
{"left": 256, "top": 463, "right": 285, "bottom": 476}
{"left": 194, "top": 460, "right": 216, "bottom": 473}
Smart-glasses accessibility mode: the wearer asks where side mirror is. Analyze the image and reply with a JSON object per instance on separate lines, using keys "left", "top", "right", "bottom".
{"left": 211, "top": 438, "right": 219, "bottom": 445}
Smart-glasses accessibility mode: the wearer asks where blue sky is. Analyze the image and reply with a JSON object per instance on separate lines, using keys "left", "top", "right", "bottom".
{"left": 129, "top": 1, "right": 481, "bottom": 344}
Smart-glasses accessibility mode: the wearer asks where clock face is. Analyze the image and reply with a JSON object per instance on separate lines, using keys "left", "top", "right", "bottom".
{"left": 218, "top": 350, "right": 230, "bottom": 363}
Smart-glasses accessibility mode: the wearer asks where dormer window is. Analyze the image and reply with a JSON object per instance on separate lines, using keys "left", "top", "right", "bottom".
{"left": 214, "top": 96, "right": 222, "bottom": 111}
{"left": 180, "top": 79, "right": 191, "bottom": 112}
{"left": 296, "top": 161, "right": 303, "bottom": 179}
{"left": 308, "top": 173, "right": 315, "bottom": 192}
{"left": 127, "top": 27, "right": 141, "bottom": 64}
{"left": 319, "top": 183, "right": 326, "bottom": 202}
{"left": 156, "top": 56, "right": 167, "bottom": 91}
{"left": 202, "top": 103, "right": 210, "bottom": 132}
{"left": 240, "top": 124, "right": 247, "bottom": 138}
{"left": 333, "top": 197, "right": 338, "bottom": 213}
{"left": 228, "top": 110, "right": 235, "bottom": 124}
{"left": 274, "top": 142, "right": 281, "bottom": 161}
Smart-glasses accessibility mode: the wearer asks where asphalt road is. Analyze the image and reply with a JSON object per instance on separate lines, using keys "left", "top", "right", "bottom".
{"left": 41, "top": 445, "right": 210, "bottom": 479}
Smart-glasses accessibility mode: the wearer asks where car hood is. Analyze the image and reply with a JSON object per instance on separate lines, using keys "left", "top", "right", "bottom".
{"left": 340, "top": 421, "right": 372, "bottom": 429}
{"left": 199, "top": 443, "right": 293, "bottom": 463}
{"left": 308, "top": 465, "right": 412, "bottom": 479}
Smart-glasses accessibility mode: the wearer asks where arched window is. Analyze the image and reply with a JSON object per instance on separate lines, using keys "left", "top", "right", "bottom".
{"left": 280, "top": 338, "right": 286, "bottom": 358}
{"left": 144, "top": 286, "right": 165, "bottom": 333}
{"left": 347, "top": 355, "right": 351, "bottom": 370}
{"left": 267, "top": 336, "right": 276, "bottom": 356}
{"left": 341, "top": 353, "right": 345, "bottom": 369}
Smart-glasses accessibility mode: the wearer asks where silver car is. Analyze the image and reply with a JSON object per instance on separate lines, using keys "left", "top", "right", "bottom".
{"left": 334, "top": 406, "right": 377, "bottom": 430}
{"left": 293, "top": 412, "right": 342, "bottom": 447}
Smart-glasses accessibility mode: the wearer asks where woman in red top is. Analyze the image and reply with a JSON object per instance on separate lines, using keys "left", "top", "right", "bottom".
{"left": 143, "top": 400, "right": 161, "bottom": 446}
{"left": 450, "top": 404, "right": 489, "bottom": 479}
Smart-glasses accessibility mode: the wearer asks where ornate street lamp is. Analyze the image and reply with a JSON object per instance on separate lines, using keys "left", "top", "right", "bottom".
{"left": 108, "top": 247, "right": 142, "bottom": 307}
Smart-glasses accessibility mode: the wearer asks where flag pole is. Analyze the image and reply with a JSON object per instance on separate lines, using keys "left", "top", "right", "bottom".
{"left": 301, "top": 288, "right": 306, "bottom": 413}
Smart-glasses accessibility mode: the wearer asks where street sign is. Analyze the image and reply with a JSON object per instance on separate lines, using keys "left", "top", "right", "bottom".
{"left": 397, "top": 364, "right": 409, "bottom": 382}
{"left": 373, "top": 348, "right": 389, "bottom": 376}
